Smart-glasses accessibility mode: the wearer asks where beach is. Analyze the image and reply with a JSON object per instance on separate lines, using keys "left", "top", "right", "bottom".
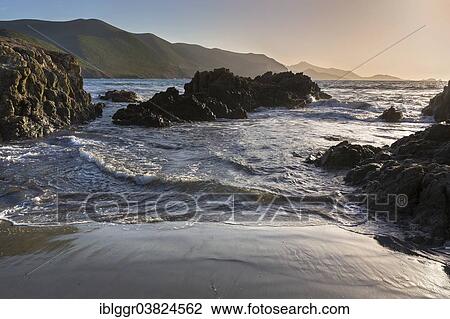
{"left": 1, "top": 221, "right": 448, "bottom": 298}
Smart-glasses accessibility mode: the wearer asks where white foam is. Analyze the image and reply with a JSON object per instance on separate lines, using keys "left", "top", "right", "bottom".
{"left": 79, "top": 149, "right": 157, "bottom": 185}
{"left": 59, "top": 136, "right": 88, "bottom": 147}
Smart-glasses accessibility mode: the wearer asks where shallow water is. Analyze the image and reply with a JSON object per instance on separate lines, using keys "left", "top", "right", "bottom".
{"left": 0, "top": 79, "right": 445, "bottom": 233}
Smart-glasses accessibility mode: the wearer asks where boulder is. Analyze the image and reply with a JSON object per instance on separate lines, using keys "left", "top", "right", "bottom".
{"left": 99, "top": 90, "right": 139, "bottom": 103}
{"left": 380, "top": 106, "right": 403, "bottom": 122}
{"left": 312, "top": 141, "right": 381, "bottom": 169}
{"left": 0, "top": 36, "right": 102, "bottom": 141}
{"left": 422, "top": 81, "right": 450, "bottom": 122}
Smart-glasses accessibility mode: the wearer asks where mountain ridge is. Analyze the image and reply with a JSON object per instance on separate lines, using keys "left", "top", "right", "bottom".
{"left": 0, "top": 19, "right": 404, "bottom": 80}
{"left": 289, "top": 61, "right": 403, "bottom": 81}
{"left": 0, "top": 18, "right": 288, "bottom": 78}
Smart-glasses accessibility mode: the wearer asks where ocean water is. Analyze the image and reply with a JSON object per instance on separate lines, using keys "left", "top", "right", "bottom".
{"left": 0, "top": 79, "right": 445, "bottom": 232}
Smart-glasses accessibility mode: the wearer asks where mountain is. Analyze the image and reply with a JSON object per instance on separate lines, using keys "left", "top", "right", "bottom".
{"left": 0, "top": 19, "right": 287, "bottom": 78}
{"left": 289, "top": 61, "right": 403, "bottom": 81}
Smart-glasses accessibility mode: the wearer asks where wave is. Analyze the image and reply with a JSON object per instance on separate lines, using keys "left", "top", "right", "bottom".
{"left": 79, "top": 148, "right": 159, "bottom": 185}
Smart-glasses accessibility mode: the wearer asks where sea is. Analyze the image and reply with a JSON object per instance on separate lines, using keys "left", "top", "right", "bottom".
{"left": 0, "top": 79, "right": 445, "bottom": 236}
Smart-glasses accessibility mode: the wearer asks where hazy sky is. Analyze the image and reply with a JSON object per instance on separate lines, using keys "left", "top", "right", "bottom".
{"left": 1, "top": 0, "right": 449, "bottom": 79}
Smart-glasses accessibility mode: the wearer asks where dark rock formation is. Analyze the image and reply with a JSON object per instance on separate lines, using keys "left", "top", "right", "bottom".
{"left": 113, "top": 68, "right": 330, "bottom": 128}
{"left": 380, "top": 106, "right": 403, "bottom": 122}
{"left": 184, "top": 68, "right": 331, "bottom": 111}
{"left": 0, "top": 37, "right": 102, "bottom": 141}
{"left": 310, "top": 141, "right": 381, "bottom": 169}
{"left": 112, "top": 87, "right": 216, "bottom": 126}
{"left": 422, "top": 81, "right": 450, "bottom": 122}
{"left": 193, "top": 93, "right": 248, "bottom": 119}
{"left": 100, "top": 90, "right": 139, "bottom": 103}
{"left": 311, "top": 124, "right": 450, "bottom": 243}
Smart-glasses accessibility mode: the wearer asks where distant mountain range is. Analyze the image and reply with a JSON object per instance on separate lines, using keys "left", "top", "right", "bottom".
{"left": 0, "top": 19, "right": 287, "bottom": 78}
{"left": 288, "top": 61, "right": 402, "bottom": 81}
{"left": 0, "top": 19, "right": 403, "bottom": 80}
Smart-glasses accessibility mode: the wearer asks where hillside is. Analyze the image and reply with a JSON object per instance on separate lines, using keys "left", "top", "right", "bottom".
{"left": 0, "top": 19, "right": 287, "bottom": 78}
{"left": 289, "top": 61, "right": 402, "bottom": 81}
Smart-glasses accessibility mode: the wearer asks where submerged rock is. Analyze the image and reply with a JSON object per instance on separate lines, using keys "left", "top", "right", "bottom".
{"left": 100, "top": 90, "right": 139, "bottom": 103}
{"left": 113, "top": 68, "right": 329, "bottom": 127}
{"left": 422, "top": 81, "right": 450, "bottom": 122}
{"left": 380, "top": 106, "right": 403, "bottom": 122}
{"left": 0, "top": 36, "right": 102, "bottom": 141}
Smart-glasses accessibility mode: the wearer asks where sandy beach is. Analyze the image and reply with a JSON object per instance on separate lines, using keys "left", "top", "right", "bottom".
{"left": 0, "top": 221, "right": 448, "bottom": 298}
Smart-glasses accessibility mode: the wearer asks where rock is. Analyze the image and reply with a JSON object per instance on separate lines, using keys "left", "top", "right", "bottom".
{"left": 312, "top": 141, "right": 381, "bottom": 169}
{"left": 250, "top": 71, "right": 330, "bottom": 108}
{"left": 422, "top": 81, "right": 450, "bottom": 122}
{"left": 193, "top": 93, "right": 247, "bottom": 119}
{"left": 389, "top": 124, "right": 450, "bottom": 164}
{"left": 316, "top": 124, "right": 450, "bottom": 243}
{"left": 184, "top": 68, "right": 331, "bottom": 111}
{"left": 184, "top": 68, "right": 255, "bottom": 111}
{"left": 380, "top": 106, "right": 403, "bottom": 122}
{"left": 113, "top": 69, "right": 329, "bottom": 127}
{"left": 112, "top": 87, "right": 216, "bottom": 127}
{"left": 0, "top": 36, "right": 102, "bottom": 141}
{"left": 344, "top": 162, "right": 382, "bottom": 185}
{"left": 112, "top": 104, "right": 170, "bottom": 127}
{"left": 444, "top": 264, "right": 450, "bottom": 278}
{"left": 99, "top": 90, "right": 139, "bottom": 103}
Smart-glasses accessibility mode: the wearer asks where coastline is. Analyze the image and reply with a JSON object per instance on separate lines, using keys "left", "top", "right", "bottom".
{"left": 0, "top": 221, "right": 448, "bottom": 298}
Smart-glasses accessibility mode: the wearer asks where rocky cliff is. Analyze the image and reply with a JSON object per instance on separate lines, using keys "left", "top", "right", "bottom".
{"left": 0, "top": 36, "right": 102, "bottom": 142}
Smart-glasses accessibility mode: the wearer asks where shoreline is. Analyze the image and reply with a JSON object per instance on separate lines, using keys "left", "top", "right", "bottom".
{"left": 0, "top": 221, "right": 448, "bottom": 298}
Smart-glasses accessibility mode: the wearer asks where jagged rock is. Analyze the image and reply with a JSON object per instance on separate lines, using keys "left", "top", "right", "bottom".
{"left": 389, "top": 123, "right": 450, "bottom": 164}
{"left": 113, "top": 69, "right": 329, "bottom": 127}
{"left": 184, "top": 68, "right": 331, "bottom": 111}
{"left": 0, "top": 36, "right": 102, "bottom": 141}
{"left": 338, "top": 124, "right": 450, "bottom": 243}
{"left": 422, "top": 81, "right": 450, "bottom": 122}
{"left": 193, "top": 93, "right": 247, "bottom": 119}
{"left": 380, "top": 106, "right": 403, "bottom": 122}
{"left": 112, "top": 104, "right": 170, "bottom": 127}
{"left": 311, "top": 141, "right": 381, "bottom": 169}
{"left": 344, "top": 162, "right": 382, "bottom": 185}
{"left": 112, "top": 87, "right": 216, "bottom": 127}
{"left": 99, "top": 90, "right": 139, "bottom": 103}
{"left": 184, "top": 68, "right": 254, "bottom": 111}
{"left": 250, "top": 71, "right": 329, "bottom": 108}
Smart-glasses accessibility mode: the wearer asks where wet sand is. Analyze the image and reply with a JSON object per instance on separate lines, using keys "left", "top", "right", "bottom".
{"left": 0, "top": 221, "right": 449, "bottom": 298}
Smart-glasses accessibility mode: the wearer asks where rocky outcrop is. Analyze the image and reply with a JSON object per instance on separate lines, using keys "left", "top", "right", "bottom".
{"left": 184, "top": 68, "right": 331, "bottom": 111}
{"left": 0, "top": 36, "right": 102, "bottom": 142}
{"left": 100, "top": 90, "right": 139, "bottom": 103}
{"left": 112, "top": 87, "right": 216, "bottom": 126}
{"left": 380, "top": 106, "right": 403, "bottom": 122}
{"left": 422, "top": 81, "right": 450, "bottom": 122}
{"left": 311, "top": 124, "right": 450, "bottom": 243}
{"left": 113, "top": 68, "right": 330, "bottom": 128}
{"left": 308, "top": 141, "right": 381, "bottom": 169}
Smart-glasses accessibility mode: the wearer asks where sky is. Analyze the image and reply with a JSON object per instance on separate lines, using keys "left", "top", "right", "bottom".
{"left": 1, "top": 0, "right": 449, "bottom": 80}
